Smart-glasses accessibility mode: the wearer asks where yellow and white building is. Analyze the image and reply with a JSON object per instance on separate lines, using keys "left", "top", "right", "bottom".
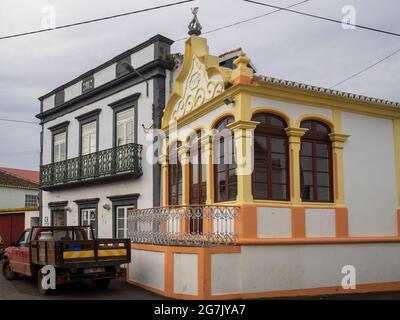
{"left": 127, "top": 31, "right": 400, "bottom": 299}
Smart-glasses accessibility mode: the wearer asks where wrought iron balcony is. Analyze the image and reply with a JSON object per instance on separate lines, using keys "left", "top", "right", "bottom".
{"left": 40, "top": 143, "right": 142, "bottom": 190}
{"left": 127, "top": 205, "right": 239, "bottom": 247}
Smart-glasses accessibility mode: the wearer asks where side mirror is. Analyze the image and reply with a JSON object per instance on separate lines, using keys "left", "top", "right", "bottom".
{"left": 9, "top": 242, "right": 15, "bottom": 247}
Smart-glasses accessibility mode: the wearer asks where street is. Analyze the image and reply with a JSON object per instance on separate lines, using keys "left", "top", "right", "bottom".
{"left": 0, "top": 268, "right": 167, "bottom": 300}
{"left": 2, "top": 267, "right": 400, "bottom": 300}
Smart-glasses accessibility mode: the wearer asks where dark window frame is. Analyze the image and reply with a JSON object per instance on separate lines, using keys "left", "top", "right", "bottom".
{"left": 82, "top": 75, "right": 95, "bottom": 93}
{"left": 75, "top": 109, "right": 101, "bottom": 156}
{"left": 74, "top": 198, "right": 99, "bottom": 238}
{"left": 213, "top": 116, "right": 236, "bottom": 203}
{"left": 189, "top": 131, "right": 207, "bottom": 205}
{"left": 168, "top": 141, "right": 182, "bottom": 206}
{"left": 48, "top": 121, "right": 69, "bottom": 163}
{"left": 251, "top": 113, "right": 290, "bottom": 201}
{"left": 300, "top": 120, "right": 334, "bottom": 203}
{"left": 108, "top": 93, "right": 140, "bottom": 147}
{"left": 107, "top": 194, "right": 140, "bottom": 238}
{"left": 48, "top": 201, "right": 68, "bottom": 226}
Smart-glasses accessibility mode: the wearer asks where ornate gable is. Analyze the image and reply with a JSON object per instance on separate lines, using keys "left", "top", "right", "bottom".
{"left": 163, "top": 36, "right": 229, "bottom": 126}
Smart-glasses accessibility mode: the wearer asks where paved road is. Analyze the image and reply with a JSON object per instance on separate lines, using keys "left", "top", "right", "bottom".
{"left": 1, "top": 266, "right": 400, "bottom": 300}
{"left": 0, "top": 267, "right": 167, "bottom": 300}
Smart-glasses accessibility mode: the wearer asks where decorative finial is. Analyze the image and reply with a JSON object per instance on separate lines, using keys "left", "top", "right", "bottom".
{"left": 188, "top": 7, "right": 202, "bottom": 36}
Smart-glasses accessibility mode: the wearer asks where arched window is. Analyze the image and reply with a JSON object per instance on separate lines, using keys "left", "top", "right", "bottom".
{"left": 168, "top": 141, "right": 182, "bottom": 206}
{"left": 213, "top": 116, "right": 236, "bottom": 202}
{"left": 251, "top": 113, "right": 289, "bottom": 200}
{"left": 189, "top": 131, "right": 206, "bottom": 205}
{"left": 300, "top": 120, "right": 333, "bottom": 202}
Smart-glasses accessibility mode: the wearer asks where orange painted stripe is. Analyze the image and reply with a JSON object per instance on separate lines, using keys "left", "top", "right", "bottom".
{"left": 291, "top": 207, "right": 305, "bottom": 238}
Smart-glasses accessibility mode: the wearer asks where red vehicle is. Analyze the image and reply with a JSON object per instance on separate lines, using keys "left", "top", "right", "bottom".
{"left": 2, "top": 226, "right": 130, "bottom": 294}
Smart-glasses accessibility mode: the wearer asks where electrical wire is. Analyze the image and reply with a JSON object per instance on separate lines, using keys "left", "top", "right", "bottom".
{"left": 244, "top": 0, "right": 400, "bottom": 38}
{"left": 0, "top": 0, "right": 194, "bottom": 41}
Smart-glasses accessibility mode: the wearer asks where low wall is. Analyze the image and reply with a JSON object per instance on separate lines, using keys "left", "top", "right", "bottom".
{"left": 127, "top": 242, "right": 400, "bottom": 299}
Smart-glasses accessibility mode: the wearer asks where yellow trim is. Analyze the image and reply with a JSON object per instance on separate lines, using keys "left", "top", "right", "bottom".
{"left": 295, "top": 113, "right": 335, "bottom": 130}
{"left": 251, "top": 107, "right": 293, "bottom": 126}
{"left": 0, "top": 207, "right": 38, "bottom": 213}
{"left": 63, "top": 250, "right": 94, "bottom": 259}
{"left": 98, "top": 249, "right": 127, "bottom": 257}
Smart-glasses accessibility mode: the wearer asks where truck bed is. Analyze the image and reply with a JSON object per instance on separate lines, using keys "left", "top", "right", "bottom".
{"left": 30, "top": 238, "right": 130, "bottom": 268}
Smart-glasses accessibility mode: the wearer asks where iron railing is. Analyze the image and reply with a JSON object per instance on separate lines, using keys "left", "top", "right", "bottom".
{"left": 128, "top": 205, "right": 239, "bottom": 246}
{"left": 40, "top": 143, "right": 142, "bottom": 189}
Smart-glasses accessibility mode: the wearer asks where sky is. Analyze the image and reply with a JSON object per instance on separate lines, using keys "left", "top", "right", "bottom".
{"left": 0, "top": 0, "right": 399, "bottom": 170}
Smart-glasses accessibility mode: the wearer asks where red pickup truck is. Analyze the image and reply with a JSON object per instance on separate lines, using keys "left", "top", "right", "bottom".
{"left": 2, "top": 226, "right": 130, "bottom": 294}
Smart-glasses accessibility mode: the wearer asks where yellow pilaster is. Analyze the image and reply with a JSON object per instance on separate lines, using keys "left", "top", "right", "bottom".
{"left": 201, "top": 134, "right": 214, "bottom": 205}
{"left": 285, "top": 127, "right": 308, "bottom": 205}
{"left": 160, "top": 157, "right": 169, "bottom": 207}
{"left": 233, "top": 92, "right": 252, "bottom": 122}
{"left": 178, "top": 144, "right": 191, "bottom": 206}
{"left": 227, "top": 120, "right": 259, "bottom": 204}
{"left": 329, "top": 133, "right": 350, "bottom": 206}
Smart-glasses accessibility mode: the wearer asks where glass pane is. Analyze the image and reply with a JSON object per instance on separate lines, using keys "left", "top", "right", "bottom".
{"left": 316, "top": 143, "right": 329, "bottom": 158}
{"left": 301, "top": 186, "right": 313, "bottom": 201}
{"left": 317, "top": 187, "right": 330, "bottom": 201}
{"left": 272, "top": 184, "right": 286, "bottom": 200}
{"left": 254, "top": 135, "right": 267, "bottom": 153}
{"left": 117, "top": 208, "right": 125, "bottom": 218}
{"left": 117, "top": 218, "right": 124, "bottom": 229}
{"left": 315, "top": 122, "right": 329, "bottom": 133}
{"left": 300, "top": 121, "right": 312, "bottom": 130}
{"left": 253, "top": 183, "right": 267, "bottom": 199}
{"left": 192, "top": 165, "right": 199, "bottom": 184}
{"left": 301, "top": 171, "right": 313, "bottom": 186}
{"left": 300, "top": 157, "right": 313, "bottom": 171}
{"left": 317, "top": 172, "right": 330, "bottom": 187}
{"left": 252, "top": 114, "right": 267, "bottom": 126}
{"left": 271, "top": 138, "right": 285, "bottom": 154}
{"left": 301, "top": 142, "right": 312, "bottom": 156}
{"left": 270, "top": 115, "right": 286, "bottom": 128}
{"left": 271, "top": 153, "right": 286, "bottom": 169}
{"left": 272, "top": 168, "right": 286, "bottom": 184}
{"left": 82, "top": 121, "right": 96, "bottom": 155}
{"left": 253, "top": 168, "right": 268, "bottom": 183}
{"left": 117, "top": 230, "right": 124, "bottom": 239}
{"left": 317, "top": 158, "right": 329, "bottom": 172}
{"left": 228, "top": 183, "right": 237, "bottom": 200}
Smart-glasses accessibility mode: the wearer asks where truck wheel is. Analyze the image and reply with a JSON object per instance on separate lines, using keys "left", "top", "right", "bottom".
{"left": 95, "top": 279, "right": 111, "bottom": 289}
{"left": 37, "top": 268, "right": 54, "bottom": 295}
{"left": 2, "top": 259, "right": 18, "bottom": 280}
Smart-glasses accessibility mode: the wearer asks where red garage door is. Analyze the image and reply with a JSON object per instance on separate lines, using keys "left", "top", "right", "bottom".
{"left": 0, "top": 213, "right": 24, "bottom": 247}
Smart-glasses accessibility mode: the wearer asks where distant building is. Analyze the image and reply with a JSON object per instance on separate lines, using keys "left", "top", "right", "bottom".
{"left": 0, "top": 167, "right": 39, "bottom": 246}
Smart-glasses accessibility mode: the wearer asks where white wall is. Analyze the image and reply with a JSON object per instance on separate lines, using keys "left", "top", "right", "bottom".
{"left": 257, "top": 207, "right": 292, "bottom": 238}
{"left": 305, "top": 208, "right": 335, "bottom": 237}
{"left": 42, "top": 44, "right": 155, "bottom": 111}
{"left": 251, "top": 96, "right": 333, "bottom": 124}
{"left": 342, "top": 112, "right": 397, "bottom": 236}
{"left": 24, "top": 211, "right": 39, "bottom": 229}
{"left": 0, "top": 187, "right": 37, "bottom": 209}
{"left": 210, "top": 244, "right": 400, "bottom": 295}
{"left": 130, "top": 249, "right": 165, "bottom": 291}
{"left": 173, "top": 253, "right": 198, "bottom": 295}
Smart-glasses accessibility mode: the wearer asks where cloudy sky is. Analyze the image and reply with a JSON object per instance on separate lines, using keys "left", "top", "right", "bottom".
{"left": 0, "top": 0, "right": 398, "bottom": 170}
